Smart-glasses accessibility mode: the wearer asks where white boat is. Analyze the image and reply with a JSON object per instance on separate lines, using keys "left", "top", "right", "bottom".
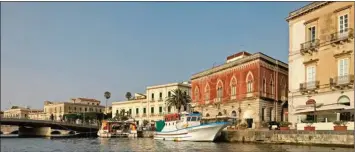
{"left": 154, "top": 112, "right": 229, "bottom": 142}
{"left": 97, "top": 119, "right": 138, "bottom": 138}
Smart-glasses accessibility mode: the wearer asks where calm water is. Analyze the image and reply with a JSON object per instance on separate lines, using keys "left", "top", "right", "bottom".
{"left": 1, "top": 137, "right": 354, "bottom": 152}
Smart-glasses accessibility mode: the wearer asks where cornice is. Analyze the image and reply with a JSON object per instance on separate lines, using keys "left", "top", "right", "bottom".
{"left": 191, "top": 53, "right": 288, "bottom": 80}
{"left": 286, "top": 2, "right": 333, "bottom": 22}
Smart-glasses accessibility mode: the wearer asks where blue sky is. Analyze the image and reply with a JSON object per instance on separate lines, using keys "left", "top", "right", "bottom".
{"left": 1, "top": 2, "right": 308, "bottom": 110}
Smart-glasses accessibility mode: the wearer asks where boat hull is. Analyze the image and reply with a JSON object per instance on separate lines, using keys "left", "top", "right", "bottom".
{"left": 154, "top": 122, "right": 228, "bottom": 142}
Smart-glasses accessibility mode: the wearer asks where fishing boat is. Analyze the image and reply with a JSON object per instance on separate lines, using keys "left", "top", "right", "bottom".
{"left": 154, "top": 112, "right": 230, "bottom": 142}
{"left": 97, "top": 119, "right": 137, "bottom": 138}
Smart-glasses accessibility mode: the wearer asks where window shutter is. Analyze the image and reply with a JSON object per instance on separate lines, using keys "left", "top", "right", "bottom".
{"left": 344, "top": 59, "right": 349, "bottom": 75}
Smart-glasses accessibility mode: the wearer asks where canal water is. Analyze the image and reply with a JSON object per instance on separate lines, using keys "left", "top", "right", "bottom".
{"left": 1, "top": 137, "right": 354, "bottom": 152}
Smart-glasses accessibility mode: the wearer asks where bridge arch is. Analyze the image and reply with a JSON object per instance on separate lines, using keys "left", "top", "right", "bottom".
{"left": 10, "top": 130, "right": 19, "bottom": 134}
{"left": 68, "top": 131, "right": 75, "bottom": 135}
{"left": 51, "top": 130, "right": 61, "bottom": 135}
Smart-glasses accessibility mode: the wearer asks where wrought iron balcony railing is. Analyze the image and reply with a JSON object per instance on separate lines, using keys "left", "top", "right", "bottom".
{"left": 330, "top": 74, "right": 354, "bottom": 87}
{"left": 300, "top": 39, "right": 320, "bottom": 55}
{"left": 330, "top": 28, "right": 354, "bottom": 43}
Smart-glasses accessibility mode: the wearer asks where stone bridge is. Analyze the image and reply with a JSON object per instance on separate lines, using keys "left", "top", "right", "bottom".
{"left": 0, "top": 118, "right": 99, "bottom": 137}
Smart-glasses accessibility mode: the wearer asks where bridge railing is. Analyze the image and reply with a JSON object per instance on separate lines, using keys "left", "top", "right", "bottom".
{"left": 1, "top": 117, "right": 99, "bottom": 127}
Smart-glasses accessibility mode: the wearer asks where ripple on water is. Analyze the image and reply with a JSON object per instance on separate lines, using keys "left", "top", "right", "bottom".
{"left": 1, "top": 138, "right": 354, "bottom": 152}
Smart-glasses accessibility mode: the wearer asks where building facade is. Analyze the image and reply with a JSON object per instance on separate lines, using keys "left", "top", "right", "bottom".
{"left": 191, "top": 51, "right": 288, "bottom": 129}
{"left": 3, "top": 106, "right": 43, "bottom": 119}
{"left": 44, "top": 98, "right": 105, "bottom": 121}
{"left": 112, "top": 93, "right": 147, "bottom": 126}
{"left": 111, "top": 82, "right": 191, "bottom": 126}
{"left": 286, "top": 2, "right": 354, "bottom": 130}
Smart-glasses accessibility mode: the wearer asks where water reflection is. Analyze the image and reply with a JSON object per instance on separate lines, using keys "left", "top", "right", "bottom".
{"left": 1, "top": 137, "right": 354, "bottom": 152}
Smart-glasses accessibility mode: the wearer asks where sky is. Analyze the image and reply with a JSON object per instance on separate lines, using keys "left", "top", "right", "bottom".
{"left": 1, "top": 2, "right": 309, "bottom": 110}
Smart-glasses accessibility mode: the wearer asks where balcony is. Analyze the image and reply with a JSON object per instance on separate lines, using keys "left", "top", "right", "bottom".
{"left": 330, "top": 28, "right": 354, "bottom": 46}
{"left": 142, "top": 114, "right": 147, "bottom": 117}
{"left": 300, "top": 81, "right": 320, "bottom": 93}
{"left": 150, "top": 99, "right": 155, "bottom": 102}
{"left": 300, "top": 39, "right": 320, "bottom": 55}
{"left": 230, "top": 95, "right": 237, "bottom": 100}
{"left": 214, "top": 98, "right": 222, "bottom": 103}
{"left": 330, "top": 75, "right": 354, "bottom": 89}
{"left": 158, "top": 98, "right": 163, "bottom": 102}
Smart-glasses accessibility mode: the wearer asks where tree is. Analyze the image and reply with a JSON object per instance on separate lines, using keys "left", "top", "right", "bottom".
{"left": 104, "top": 91, "right": 111, "bottom": 113}
{"left": 125, "top": 92, "right": 132, "bottom": 100}
{"left": 114, "top": 109, "right": 129, "bottom": 121}
{"left": 166, "top": 89, "right": 191, "bottom": 113}
{"left": 143, "top": 119, "right": 149, "bottom": 126}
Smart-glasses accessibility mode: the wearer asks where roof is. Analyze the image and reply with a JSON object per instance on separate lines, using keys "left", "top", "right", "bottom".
{"left": 191, "top": 52, "right": 288, "bottom": 80}
{"left": 226, "top": 51, "right": 251, "bottom": 60}
{"left": 76, "top": 98, "right": 100, "bottom": 102}
{"left": 146, "top": 82, "right": 191, "bottom": 90}
{"left": 286, "top": 2, "right": 332, "bottom": 21}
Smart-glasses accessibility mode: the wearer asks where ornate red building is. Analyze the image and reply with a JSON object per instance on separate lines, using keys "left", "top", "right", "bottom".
{"left": 190, "top": 51, "right": 288, "bottom": 128}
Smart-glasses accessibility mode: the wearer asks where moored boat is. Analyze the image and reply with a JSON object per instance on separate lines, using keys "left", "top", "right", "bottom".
{"left": 97, "top": 119, "right": 137, "bottom": 138}
{"left": 154, "top": 112, "right": 230, "bottom": 142}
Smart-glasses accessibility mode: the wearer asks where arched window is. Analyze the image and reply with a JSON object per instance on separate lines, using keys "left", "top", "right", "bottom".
{"left": 246, "top": 72, "right": 254, "bottom": 93}
{"left": 217, "top": 80, "right": 223, "bottom": 99}
{"left": 168, "top": 91, "right": 171, "bottom": 97}
{"left": 230, "top": 77, "right": 237, "bottom": 96}
{"left": 204, "top": 84, "right": 210, "bottom": 101}
{"left": 231, "top": 111, "right": 237, "bottom": 117}
{"left": 194, "top": 87, "right": 200, "bottom": 102}
{"left": 206, "top": 113, "right": 210, "bottom": 117}
{"left": 338, "top": 95, "right": 350, "bottom": 106}
{"left": 218, "top": 112, "right": 223, "bottom": 116}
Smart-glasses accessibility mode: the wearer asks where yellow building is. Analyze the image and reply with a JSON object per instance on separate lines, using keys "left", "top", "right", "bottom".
{"left": 44, "top": 98, "right": 105, "bottom": 121}
{"left": 28, "top": 112, "right": 49, "bottom": 120}
{"left": 286, "top": 2, "right": 354, "bottom": 130}
{"left": 3, "top": 106, "right": 43, "bottom": 119}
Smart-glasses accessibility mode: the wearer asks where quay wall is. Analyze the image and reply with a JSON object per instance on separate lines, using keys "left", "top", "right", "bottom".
{"left": 218, "top": 130, "right": 354, "bottom": 147}
{"left": 138, "top": 131, "right": 154, "bottom": 138}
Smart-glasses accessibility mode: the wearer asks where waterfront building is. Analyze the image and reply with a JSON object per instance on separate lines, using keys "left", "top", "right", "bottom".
{"left": 286, "top": 2, "right": 354, "bottom": 130}
{"left": 28, "top": 111, "right": 49, "bottom": 120}
{"left": 3, "top": 106, "right": 43, "bottom": 119}
{"left": 112, "top": 82, "right": 191, "bottom": 125}
{"left": 112, "top": 93, "right": 147, "bottom": 125}
{"left": 146, "top": 82, "right": 191, "bottom": 122}
{"left": 44, "top": 98, "right": 105, "bottom": 121}
{"left": 0, "top": 111, "right": 3, "bottom": 118}
{"left": 190, "top": 51, "right": 288, "bottom": 129}
{"left": 105, "top": 106, "right": 112, "bottom": 114}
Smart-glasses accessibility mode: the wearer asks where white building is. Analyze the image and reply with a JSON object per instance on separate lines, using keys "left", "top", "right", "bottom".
{"left": 112, "top": 82, "right": 191, "bottom": 126}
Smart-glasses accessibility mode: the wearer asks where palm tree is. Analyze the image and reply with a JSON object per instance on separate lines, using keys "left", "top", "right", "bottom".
{"left": 166, "top": 89, "right": 191, "bottom": 113}
{"left": 104, "top": 91, "right": 111, "bottom": 114}
{"left": 125, "top": 92, "right": 132, "bottom": 100}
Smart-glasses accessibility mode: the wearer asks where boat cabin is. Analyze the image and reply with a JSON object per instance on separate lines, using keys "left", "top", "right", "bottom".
{"left": 160, "top": 112, "right": 202, "bottom": 132}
